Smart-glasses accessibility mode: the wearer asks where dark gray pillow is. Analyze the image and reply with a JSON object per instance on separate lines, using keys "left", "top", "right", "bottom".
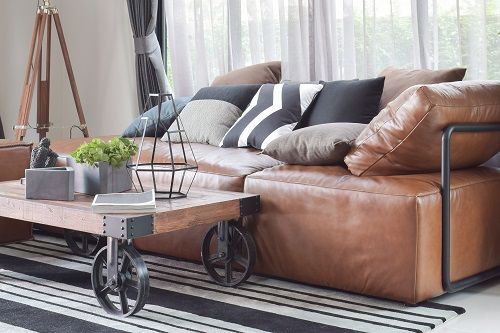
{"left": 163, "top": 85, "right": 261, "bottom": 146}
{"left": 122, "top": 96, "right": 191, "bottom": 138}
{"left": 262, "top": 123, "right": 367, "bottom": 165}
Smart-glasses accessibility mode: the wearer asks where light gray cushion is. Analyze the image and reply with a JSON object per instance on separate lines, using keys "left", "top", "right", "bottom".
{"left": 163, "top": 100, "right": 243, "bottom": 146}
{"left": 162, "top": 85, "right": 261, "bottom": 146}
{"left": 262, "top": 123, "right": 366, "bottom": 165}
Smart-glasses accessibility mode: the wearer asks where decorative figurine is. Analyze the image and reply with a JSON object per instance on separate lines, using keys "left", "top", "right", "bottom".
{"left": 30, "top": 137, "right": 59, "bottom": 168}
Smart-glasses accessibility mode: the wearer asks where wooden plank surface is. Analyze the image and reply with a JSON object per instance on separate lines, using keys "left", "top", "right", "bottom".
{"left": 0, "top": 181, "right": 259, "bottom": 237}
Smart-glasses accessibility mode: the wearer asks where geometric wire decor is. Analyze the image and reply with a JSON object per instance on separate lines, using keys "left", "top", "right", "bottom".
{"left": 127, "top": 93, "right": 198, "bottom": 199}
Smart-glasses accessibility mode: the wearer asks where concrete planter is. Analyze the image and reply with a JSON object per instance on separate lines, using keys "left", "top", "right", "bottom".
{"left": 67, "top": 157, "right": 131, "bottom": 195}
{"left": 25, "top": 167, "right": 75, "bottom": 201}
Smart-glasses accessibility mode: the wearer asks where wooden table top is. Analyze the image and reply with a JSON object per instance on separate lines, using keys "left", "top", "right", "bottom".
{"left": 0, "top": 181, "right": 260, "bottom": 238}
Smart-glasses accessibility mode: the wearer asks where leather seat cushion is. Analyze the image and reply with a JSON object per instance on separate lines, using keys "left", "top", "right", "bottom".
{"left": 244, "top": 164, "right": 500, "bottom": 303}
{"left": 52, "top": 136, "right": 280, "bottom": 192}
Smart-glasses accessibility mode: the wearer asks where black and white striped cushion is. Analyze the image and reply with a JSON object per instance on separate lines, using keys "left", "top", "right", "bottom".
{"left": 220, "top": 83, "right": 323, "bottom": 149}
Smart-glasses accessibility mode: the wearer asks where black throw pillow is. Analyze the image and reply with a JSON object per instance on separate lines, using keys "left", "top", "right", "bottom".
{"left": 295, "top": 77, "right": 385, "bottom": 129}
{"left": 189, "top": 84, "right": 262, "bottom": 110}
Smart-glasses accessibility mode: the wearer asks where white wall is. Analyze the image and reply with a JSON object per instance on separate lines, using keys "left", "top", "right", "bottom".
{"left": 0, "top": 0, "right": 137, "bottom": 142}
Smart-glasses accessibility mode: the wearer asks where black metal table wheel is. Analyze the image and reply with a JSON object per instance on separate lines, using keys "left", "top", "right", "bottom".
{"left": 64, "top": 230, "right": 106, "bottom": 257}
{"left": 201, "top": 220, "right": 256, "bottom": 287}
{"left": 91, "top": 238, "right": 150, "bottom": 317}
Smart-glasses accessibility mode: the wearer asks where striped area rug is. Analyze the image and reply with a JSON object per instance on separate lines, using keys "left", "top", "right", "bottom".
{"left": 0, "top": 234, "right": 463, "bottom": 333}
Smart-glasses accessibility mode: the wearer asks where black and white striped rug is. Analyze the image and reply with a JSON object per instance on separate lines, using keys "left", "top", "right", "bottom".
{"left": 0, "top": 234, "right": 464, "bottom": 333}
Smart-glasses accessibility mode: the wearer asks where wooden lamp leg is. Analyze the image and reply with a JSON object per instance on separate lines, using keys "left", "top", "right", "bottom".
{"left": 53, "top": 13, "right": 89, "bottom": 137}
{"left": 37, "top": 15, "right": 51, "bottom": 140}
{"left": 16, "top": 13, "right": 44, "bottom": 141}
{"left": 24, "top": 14, "right": 48, "bottom": 138}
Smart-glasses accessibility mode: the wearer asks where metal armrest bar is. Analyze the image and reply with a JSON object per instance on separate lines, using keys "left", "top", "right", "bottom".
{"left": 442, "top": 123, "right": 500, "bottom": 292}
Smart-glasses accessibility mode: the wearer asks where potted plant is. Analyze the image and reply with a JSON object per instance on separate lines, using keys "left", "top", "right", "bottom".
{"left": 68, "top": 137, "right": 138, "bottom": 195}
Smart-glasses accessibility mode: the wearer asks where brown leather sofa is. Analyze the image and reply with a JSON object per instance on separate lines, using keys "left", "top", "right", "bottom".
{"left": 51, "top": 81, "right": 500, "bottom": 304}
{"left": 0, "top": 141, "right": 33, "bottom": 243}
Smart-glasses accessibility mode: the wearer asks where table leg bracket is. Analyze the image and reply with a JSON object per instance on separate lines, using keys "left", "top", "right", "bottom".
{"left": 101, "top": 215, "right": 154, "bottom": 240}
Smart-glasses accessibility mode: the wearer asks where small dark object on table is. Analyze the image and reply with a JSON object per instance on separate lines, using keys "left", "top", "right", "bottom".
{"left": 30, "top": 137, "right": 59, "bottom": 168}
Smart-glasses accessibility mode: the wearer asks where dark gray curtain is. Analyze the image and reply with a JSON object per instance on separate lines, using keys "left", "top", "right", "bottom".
{"left": 156, "top": 0, "right": 166, "bottom": 63}
{"left": 0, "top": 116, "right": 4, "bottom": 139}
{"left": 126, "top": 0, "right": 170, "bottom": 114}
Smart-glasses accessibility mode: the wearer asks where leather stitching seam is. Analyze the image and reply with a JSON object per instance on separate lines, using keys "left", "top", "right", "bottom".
{"left": 247, "top": 177, "right": 430, "bottom": 197}
{"left": 349, "top": 86, "right": 428, "bottom": 153}
{"left": 248, "top": 174, "right": 500, "bottom": 197}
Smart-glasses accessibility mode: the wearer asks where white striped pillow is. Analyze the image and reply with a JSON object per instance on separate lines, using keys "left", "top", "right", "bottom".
{"left": 220, "top": 83, "right": 323, "bottom": 150}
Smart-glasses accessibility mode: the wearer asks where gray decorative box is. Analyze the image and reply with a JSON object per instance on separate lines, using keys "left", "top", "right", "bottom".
{"left": 25, "top": 167, "right": 75, "bottom": 201}
{"left": 67, "top": 157, "right": 132, "bottom": 195}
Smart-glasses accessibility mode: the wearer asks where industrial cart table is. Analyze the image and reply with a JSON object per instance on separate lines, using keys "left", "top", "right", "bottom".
{"left": 0, "top": 181, "right": 260, "bottom": 317}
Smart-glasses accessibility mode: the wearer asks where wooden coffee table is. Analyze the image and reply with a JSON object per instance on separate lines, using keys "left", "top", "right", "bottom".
{"left": 0, "top": 181, "right": 260, "bottom": 317}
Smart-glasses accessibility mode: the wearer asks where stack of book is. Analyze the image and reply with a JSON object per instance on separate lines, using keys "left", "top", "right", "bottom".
{"left": 91, "top": 190, "right": 156, "bottom": 214}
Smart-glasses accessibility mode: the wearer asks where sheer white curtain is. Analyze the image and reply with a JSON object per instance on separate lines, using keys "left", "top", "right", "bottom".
{"left": 165, "top": 0, "right": 500, "bottom": 96}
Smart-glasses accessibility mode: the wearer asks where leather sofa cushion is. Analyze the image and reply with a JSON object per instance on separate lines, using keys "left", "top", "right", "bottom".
{"left": 245, "top": 164, "right": 500, "bottom": 303}
{"left": 211, "top": 61, "right": 281, "bottom": 86}
{"left": 52, "top": 137, "right": 280, "bottom": 191}
{"left": 0, "top": 140, "right": 32, "bottom": 181}
{"left": 378, "top": 66, "right": 466, "bottom": 110}
{"left": 345, "top": 81, "right": 500, "bottom": 176}
{"left": 0, "top": 140, "right": 33, "bottom": 244}
{"left": 246, "top": 163, "right": 500, "bottom": 197}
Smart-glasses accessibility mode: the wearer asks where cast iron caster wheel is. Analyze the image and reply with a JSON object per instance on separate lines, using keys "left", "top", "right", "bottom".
{"left": 201, "top": 222, "right": 256, "bottom": 287}
{"left": 64, "top": 230, "right": 106, "bottom": 257}
{"left": 91, "top": 243, "right": 149, "bottom": 317}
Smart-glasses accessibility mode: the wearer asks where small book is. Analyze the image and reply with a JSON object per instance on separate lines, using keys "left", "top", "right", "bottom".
{"left": 91, "top": 190, "right": 156, "bottom": 214}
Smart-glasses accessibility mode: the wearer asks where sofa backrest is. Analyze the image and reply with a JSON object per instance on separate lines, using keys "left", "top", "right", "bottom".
{"left": 345, "top": 81, "right": 500, "bottom": 176}
{"left": 0, "top": 141, "right": 32, "bottom": 181}
{"left": 211, "top": 61, "right": 281, "bottom": 86}
{"left": 378, "top": 66, "right": 466, "bottom": 111}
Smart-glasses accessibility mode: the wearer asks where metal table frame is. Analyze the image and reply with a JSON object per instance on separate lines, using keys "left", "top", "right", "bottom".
{"left": 91, "top": 198, "right": 259, "bottom": 317}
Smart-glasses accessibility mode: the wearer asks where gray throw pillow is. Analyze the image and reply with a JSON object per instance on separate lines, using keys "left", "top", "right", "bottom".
{"left": 262, "top": 123, "right": 367, "bottom": 165}
{"left": 122, "top": 97, "right": 191, "bottom": 138}
{"left": 162, "top": 85, "right": 261, "bottom": 146}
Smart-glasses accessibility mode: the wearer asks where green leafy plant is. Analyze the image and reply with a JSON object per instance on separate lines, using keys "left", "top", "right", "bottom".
{"left": 71, "top": 137, "right": 138, "bottom": 168}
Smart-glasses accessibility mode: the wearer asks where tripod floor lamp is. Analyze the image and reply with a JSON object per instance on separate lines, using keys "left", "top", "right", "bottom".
{"left": 15, "top": 0, "right": 89, "bottom": 141}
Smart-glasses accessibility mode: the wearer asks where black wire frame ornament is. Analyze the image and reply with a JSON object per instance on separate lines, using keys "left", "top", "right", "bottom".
{"left": 127, "top": 93, "right": 198, "bottom": 199}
